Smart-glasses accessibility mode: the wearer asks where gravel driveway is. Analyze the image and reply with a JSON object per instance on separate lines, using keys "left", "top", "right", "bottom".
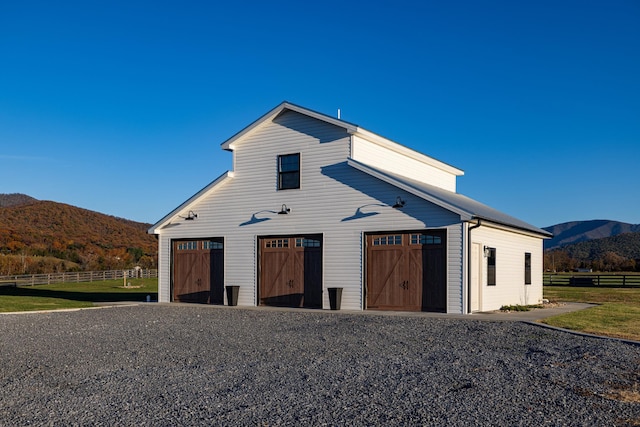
{"left": 1, "top": 304, "right": 639, "bottom": 426}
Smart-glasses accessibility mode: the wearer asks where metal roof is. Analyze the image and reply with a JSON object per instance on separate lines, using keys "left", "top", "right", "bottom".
{"left": 347, "top": 158, "right": 552, "bottom": 238}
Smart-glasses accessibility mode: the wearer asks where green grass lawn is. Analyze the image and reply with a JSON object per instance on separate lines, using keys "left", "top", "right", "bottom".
{"left": 0, "top": 278, "right": 158, "bottom": 313}
{"left": 543, "top": 286, "right": 640, "bottom": 341}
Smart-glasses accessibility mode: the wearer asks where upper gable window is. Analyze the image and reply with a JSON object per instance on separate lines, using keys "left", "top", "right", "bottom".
{"left": 278, "top": 153, "right": 300, "bottom": 190}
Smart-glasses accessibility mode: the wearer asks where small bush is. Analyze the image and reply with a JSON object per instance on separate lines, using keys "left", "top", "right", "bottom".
{"left": 500, "top": 304, "right": 544, "bottom": 312}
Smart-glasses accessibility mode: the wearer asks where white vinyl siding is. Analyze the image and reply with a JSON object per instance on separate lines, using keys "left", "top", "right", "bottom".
{"left": 157, "top": 237, "right": 171, "bottom": 302}
{"left": 351, "top": 134, "right": 458, "bottom": 192}
{"left": 447, "top": 223, "right": 464, "bottom": 313}
{"left": 470, "top": 225, "right": 543, "bottom": 311}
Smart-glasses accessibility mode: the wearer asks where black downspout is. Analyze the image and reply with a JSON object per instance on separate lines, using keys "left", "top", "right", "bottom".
{"left": 467, "top": 219, "right": 482, "bottom": 314}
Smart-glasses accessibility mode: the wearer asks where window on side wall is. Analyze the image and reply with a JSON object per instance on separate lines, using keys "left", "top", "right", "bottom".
{"left": 487, "top": 247, "right": 496, "bottom": 286}
{"left": 524, "top": 252, "right": 532, "bottom": 285}
{"left": 278, "top": 153, "right": 300, "bottom": 190}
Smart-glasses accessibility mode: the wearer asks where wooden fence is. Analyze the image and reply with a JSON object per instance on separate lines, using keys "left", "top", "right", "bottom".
{"left": 0, "top": 269, "right": 157, "bottom": 286}
{"left": 544, "top": 273, "right": 640, "bottom": 287}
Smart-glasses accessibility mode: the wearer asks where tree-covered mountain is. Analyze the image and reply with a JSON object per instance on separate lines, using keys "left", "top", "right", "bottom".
{"left": 543, "top": 220, "right": 640, "bottom": 272}
{"left": 0, "top": 194, "right": 156, "bottom": 275}
{"left": 543, "top": 220, "right": 640, "bottom": 250}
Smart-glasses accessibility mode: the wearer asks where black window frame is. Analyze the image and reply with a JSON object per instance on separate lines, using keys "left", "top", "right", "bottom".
{"left": 277, "top": 153, "right": 300, "bottom": 190}
{"left": 524, "top": 252, "right": 532, "bottom": 285}
{"left": 487, "top": 247, "right": 496, "bottom": 286}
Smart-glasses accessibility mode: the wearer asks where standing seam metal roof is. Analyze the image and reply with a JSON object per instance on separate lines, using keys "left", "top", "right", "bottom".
{"left": 347, "top": 158, "right": 552, "bottom": 237}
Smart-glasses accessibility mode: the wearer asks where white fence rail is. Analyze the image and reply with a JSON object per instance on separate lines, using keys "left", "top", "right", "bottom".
{"left": 0, "top": 269, "right": 158, "bottom": 286}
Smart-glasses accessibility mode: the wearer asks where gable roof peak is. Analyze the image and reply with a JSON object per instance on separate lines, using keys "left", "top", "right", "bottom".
{"left": 220, "top": 101, "right": 358, "bottom": 151}
{"left": 219, "top": 102, "right": 460, "bottom": 176}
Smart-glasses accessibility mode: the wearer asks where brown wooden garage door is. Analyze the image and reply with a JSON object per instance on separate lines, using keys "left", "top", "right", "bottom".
{"left": 366, "top": 230, "right": 446, "bottom": 312}
{"left": 172, "top": 239, "right": 224, "bottom": 304}
{"left": 259, "top": 235, "right": 322, "bottom": 308}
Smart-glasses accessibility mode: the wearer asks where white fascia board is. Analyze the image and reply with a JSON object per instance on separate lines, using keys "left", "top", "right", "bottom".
{"left": 285, "top": 102, "right": 358, "bottom": 133}
{"left": 350, "top": 159, "right": 550, "bottom": 238}
{"left": 464, "top": 218, "right": 553, "bottom": 239}
{"left": 353, "top": 128, "right": 464, "bottom": 176}
{"left": 147, "top": 171, "right": 234, "bottom": 234}
{"left": 220, "top": 103, "right": 288, "bottom": 151}
{"left": 220, "top": 101, "right": 358, "bottom": 151}
{"left": 347, "top": 158, "right": 472, "bottom": 220}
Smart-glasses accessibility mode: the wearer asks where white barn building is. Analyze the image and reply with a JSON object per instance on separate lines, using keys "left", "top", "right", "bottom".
{"left": 149, "top": 102, "right": 551, "bottom": 313}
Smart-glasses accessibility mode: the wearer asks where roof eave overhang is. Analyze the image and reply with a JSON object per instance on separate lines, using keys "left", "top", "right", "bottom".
{"left": 347, "top": 158, "right": 472, "bottom": 220}
{"left": 349, "top": 158, "right": 551, "bottom": 239}
{"left": 221, "top": 101, "right": 358, "bottom": 152}
{"left": 465, "top": 217, "right": 554, "bottom": 239}
{"left": 148, "top": 171, "right": 234, "bottom": 234}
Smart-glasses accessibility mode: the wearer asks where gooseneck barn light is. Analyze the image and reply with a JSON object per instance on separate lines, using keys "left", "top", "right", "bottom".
{"left": 181, "top": 210, "right": 198, "bottom": 221}
{"left": 278, "top": 204, "right": 291, "bottom": 215}
{"left": 392, "top": 197, "right": 406, "bottom": 209}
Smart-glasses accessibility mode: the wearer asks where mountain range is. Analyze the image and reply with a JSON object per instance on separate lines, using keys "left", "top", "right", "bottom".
{"left": 542, "top": 220, "right": 640, "bottom": 271}
{"left": 0, "top": 193, "right": 156, "bottom": 275}
{"left": 543, "top": 220, "right": 640, "bottom": 250}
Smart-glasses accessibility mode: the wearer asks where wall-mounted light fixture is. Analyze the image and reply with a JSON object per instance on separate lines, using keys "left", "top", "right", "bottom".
{"left": 278, "top": 204, "right": 290, "bottom": 215}
{"left": 483, "top": 246, "right": 491, "bottom": 257}
{"left": 392, "top": 197, "right": 406, "bottom": 209}
{"left": 181, "top": 210, "right": 198, "bottom": 221}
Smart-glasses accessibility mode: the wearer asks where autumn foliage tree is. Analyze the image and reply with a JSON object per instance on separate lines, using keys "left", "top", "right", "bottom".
{"left": 0, "top": 197, "right": 157, "bottom": 275}
{"left": 544, "top": 232, "right": 640, "bottom": 272}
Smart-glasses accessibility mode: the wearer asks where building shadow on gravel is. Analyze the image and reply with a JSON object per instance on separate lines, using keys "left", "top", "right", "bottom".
{"left": 0, "top": 286, "right": 157, "bottom": 303}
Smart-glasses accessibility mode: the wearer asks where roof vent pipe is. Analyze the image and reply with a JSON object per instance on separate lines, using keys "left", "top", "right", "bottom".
{"left": 337, "top": 108, "right": 341, "bottom": 119}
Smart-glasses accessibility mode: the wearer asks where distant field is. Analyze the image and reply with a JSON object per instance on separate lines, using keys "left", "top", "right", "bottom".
{"left": 543, "top": 286, "right": 640, "bottom": 341}
{"left": 0, "top": 278, "right": 158, "bottom": 313}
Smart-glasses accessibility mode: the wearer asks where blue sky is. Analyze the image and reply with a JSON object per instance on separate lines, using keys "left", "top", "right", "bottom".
{"left": 1, "top": 0, "right": 638, "bottom": 228}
